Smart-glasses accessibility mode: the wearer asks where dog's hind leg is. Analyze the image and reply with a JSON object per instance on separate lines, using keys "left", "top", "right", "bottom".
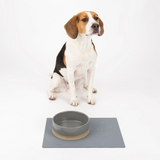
{"left": 47, "top": 73, "right": 62, "bottom": 100}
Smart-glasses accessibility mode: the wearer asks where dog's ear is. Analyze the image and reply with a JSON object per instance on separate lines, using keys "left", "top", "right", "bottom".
{"left": 64, "top": 15, "right": 78, "bottom": 39}
{"left": 98, "top": 17, "right": 104, "bottom": 36}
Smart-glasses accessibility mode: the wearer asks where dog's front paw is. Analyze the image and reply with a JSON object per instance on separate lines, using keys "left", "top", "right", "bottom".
{"left": 70, "top": 98, "right": 79, "bottom": 107}
{"left": 88, "top": 96, "right": 95, "bottom": 105}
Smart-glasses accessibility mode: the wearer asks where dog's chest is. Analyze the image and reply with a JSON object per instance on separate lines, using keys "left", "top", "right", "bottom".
{"left": 75, "top": 62, "right": 90, "bottom": 79}
{"left": 60, "top": 48, "right": 96, "bottom": 81}
{"left": 74, "top": 49, "right": 95, "bottom": 75}
{"left": 59, "top": 39, "right": 97, "bottom": 82}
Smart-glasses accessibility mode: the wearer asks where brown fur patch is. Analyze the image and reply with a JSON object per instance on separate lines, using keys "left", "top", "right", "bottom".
{"left": 98, "top": 18, "right": 104, "bottom": 36}
{"left": 64, "top": 15, "right": 78, "bottom": 39}
{"left": 91, "top": 40, "right": 97, "bottom": 55}
{"left": 76, "top": 12, "right": 89, "bottom": 34}
{"left": 90, "top": 11, "right": 98, "bottom": 19}
{"left": 63, "top": 54, "right": 67, "bottom": 66}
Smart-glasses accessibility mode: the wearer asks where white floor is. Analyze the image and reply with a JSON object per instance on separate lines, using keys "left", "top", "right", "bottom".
{"left": 1, "top": 71, "right": 160, "bottom": 160}
{"left": 1, "top": 1, "right": 160, "bottom": 159}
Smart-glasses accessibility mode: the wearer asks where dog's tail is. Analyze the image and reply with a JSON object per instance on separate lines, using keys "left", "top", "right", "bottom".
{"left": 49, "top": 73, "right": 53, "bottom": 79}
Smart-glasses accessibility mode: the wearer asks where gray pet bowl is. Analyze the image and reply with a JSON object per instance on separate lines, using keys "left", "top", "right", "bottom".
{"left": 52, "top": 111, "right": 90, "bottom": 141}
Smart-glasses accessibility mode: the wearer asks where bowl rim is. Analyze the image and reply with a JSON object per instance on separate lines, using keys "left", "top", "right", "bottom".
{"left": 52, "top": 111, "right": 90, "bottom": 129}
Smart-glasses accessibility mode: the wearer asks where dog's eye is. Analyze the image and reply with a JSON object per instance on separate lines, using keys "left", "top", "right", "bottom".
{"left": 94, "top": 17, "right": 98, "bottom": 21}
{"left": 82, "top": 18, "right": 88, "bottom": 22}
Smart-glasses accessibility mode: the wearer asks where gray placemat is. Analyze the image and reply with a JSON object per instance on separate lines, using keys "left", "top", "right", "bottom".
{"left": 42, "top": 118, "right": 125, "bottom": 148}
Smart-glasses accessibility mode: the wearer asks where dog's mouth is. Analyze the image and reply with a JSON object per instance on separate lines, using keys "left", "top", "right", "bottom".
{"left": 86, "top": 30, "right": 99, "bottom": 36}
{"left": 93, "top": 28, "right": 99, "bottom": 34}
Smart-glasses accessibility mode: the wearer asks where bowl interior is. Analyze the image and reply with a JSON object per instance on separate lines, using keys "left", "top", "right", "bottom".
{"left": 54, "top": 111, "right": 89, "bottom": 128}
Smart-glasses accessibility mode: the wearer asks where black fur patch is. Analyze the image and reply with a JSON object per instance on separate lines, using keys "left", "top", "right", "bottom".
{"left": 53, "top": 43, "right": 66, "bottom": 77}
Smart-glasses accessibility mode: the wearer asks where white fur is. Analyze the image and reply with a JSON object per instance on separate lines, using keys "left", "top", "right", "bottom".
{"left": 48, "top": 12, "right": 98, "bottom": 106}
{"left": 85, "top": 12, "right": 100, "bottom": 36}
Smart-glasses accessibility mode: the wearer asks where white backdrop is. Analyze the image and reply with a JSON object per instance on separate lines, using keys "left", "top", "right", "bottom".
{"left": 0, "top": 0, "right": 160, "bottom": 160}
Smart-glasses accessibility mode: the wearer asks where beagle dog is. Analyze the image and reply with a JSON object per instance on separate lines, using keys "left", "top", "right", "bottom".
{"left": 48, "top": 11, "right": 104, "bottom": 106}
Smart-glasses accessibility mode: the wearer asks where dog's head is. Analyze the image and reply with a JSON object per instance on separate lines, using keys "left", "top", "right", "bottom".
{"left": 64, "top": 11, "right": 104, "bottom": 39}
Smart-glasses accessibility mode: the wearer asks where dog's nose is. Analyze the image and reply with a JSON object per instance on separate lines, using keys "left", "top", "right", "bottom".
{"left": 92, "top": 23, "right": 99, "bottom": 29}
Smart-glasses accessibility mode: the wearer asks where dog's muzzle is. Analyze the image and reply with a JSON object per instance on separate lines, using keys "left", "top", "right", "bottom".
{"left": 91, "top": 23, "right": 99, "bottom": 34}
